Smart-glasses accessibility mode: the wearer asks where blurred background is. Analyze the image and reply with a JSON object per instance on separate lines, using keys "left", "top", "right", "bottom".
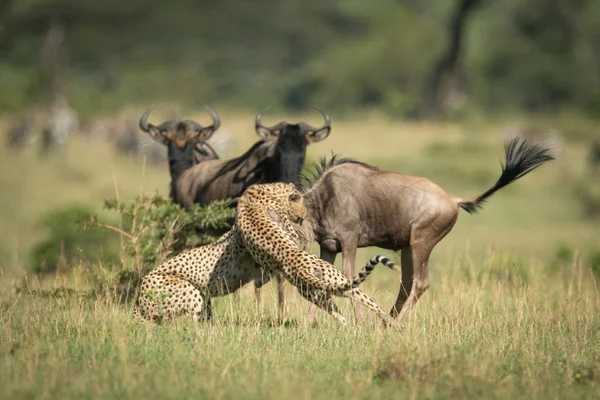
{"left": 0, "top": 0, "right": 599, "bottom": 278}
{"left": 2, "top": 0, "right": 600, "bottom": 116}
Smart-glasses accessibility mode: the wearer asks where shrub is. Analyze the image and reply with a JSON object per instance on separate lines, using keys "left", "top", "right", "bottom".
{"left": 86, "top": 193, "right": 235, "bottom": 296}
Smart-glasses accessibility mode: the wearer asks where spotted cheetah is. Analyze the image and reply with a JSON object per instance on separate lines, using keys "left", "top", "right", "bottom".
{"left": 236, "top": 183, "right": 400, "bottom": 326}
{"left": 134, "top": 183, "right": 308, "bottom": 322}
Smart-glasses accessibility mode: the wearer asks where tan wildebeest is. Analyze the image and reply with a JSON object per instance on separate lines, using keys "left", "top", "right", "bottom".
{"left": 300, "top": 137, "right": 555, "bottom": 321}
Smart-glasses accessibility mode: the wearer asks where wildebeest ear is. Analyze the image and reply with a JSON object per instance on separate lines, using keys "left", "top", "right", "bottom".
{"left": 306, "top": 127, "right": 331, "bottom": 143}
{"left": 195, "top": 126, "right": 217, "bottom": 142}
{"left": 147, "top": 127, "right": 170, "bottom": 145}
{"left": 256, "top": 126, "right": 279, "bottom": 142}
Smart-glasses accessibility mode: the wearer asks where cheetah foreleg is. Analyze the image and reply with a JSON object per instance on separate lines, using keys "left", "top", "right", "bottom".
{"left": 341, "top": 288, "right": 400, "bottom": 328}
{"left": 297, "top": 286, "right": 347, "bottom": 326}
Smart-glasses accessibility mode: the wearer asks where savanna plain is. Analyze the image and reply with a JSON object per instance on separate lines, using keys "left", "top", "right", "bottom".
{"left": 1, "top": 110, "right": 599, "bottom": 399}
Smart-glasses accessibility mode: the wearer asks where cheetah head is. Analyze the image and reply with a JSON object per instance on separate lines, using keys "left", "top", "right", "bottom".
{"left": 240, "top": 182, "right": 307, "bottom": 224}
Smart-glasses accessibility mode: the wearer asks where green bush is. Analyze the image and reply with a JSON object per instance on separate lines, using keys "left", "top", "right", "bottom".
{"left": 88, "top": 194, "right": 235, "bottom": 295}
{"left": 554, "top": 242, "right": 575, "bottom": 264}
{"left": 30, "top": 205, "right": 121, "bottom": 274}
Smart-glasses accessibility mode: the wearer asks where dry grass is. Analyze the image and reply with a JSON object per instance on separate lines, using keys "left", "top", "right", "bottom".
{"left": 1, "top": 256, "right": 598, "bottom": 399}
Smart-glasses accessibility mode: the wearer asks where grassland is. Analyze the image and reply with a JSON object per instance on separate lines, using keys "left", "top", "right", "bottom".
{"left": 0, "top": 111, "right": 599, "bottom": 399}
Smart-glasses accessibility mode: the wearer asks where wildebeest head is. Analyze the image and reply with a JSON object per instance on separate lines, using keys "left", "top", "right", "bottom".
{"left": 254, "top": 107, "right": 331, "bottom": 187}
{"left": 139, "top": 105, "right": 221, "bottom": 180}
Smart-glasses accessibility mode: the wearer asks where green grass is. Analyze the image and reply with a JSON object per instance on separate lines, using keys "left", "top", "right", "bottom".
{"left": 1, "top": 112, "right": 599, "bottom": 399}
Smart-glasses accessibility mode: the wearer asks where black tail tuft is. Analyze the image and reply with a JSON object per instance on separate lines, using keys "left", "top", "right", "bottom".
{"left": 458, "top": 201, "right": 481, "bottom": 215}
{"left": 459, "top": 137, "right": 555, "bottom": 214}
{"left": 500, "top": 137, "right": 556, "bottom": 185}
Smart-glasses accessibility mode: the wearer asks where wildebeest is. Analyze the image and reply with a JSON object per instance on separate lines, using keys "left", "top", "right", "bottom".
{"left": 139, "top": 105, "right": 332, "bottom": 313}
{"left": 178, "top": 107, "right": 331, "bottom": 207}
{"left": 138, "top": 106, "right": 222, "bottom": 202}
{"left": 300, "top": 137, "right": 554, "bottom": 321}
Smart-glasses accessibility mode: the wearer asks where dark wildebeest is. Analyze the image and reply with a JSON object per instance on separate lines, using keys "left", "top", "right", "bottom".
{"left": 139, "top": 106, "right": 332, "bottom": 313}
{"left": 182, "top": 107, "right": 332, "bottom": 207}
{"left": 139, "top": 106, "right": 331, "bottom": 207}
{"left": 300, "top": 137, "right": 554, "bottom": 321}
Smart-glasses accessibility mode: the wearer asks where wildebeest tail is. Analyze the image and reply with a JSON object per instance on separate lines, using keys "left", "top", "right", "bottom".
{"left": 456, "top": 137, "right": 555, "bottom": 214}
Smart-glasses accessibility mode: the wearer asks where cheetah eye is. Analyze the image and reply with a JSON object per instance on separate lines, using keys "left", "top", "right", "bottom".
{"left": 289, "top": 194, "right": 300, "bottom": 202}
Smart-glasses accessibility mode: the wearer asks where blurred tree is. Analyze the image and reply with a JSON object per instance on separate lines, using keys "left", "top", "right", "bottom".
{"left": 467, "top": 0, "right": 600, "bottom": 113}
{"left": 0, "top": 0, "right": 598, "bottom": 117}
{"left": 420, "top": 0, "right": 483, "bottom": 118}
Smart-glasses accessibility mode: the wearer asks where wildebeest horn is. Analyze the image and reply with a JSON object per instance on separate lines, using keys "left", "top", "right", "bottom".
{"left": 139, "top": 105, "right": 155, "bottom": 132}
{"left": 255, "top": 107, "right": 280, "bottom": 140}
{"left": 255, "top": 107, "right": 271, "bottom": 130}
{"left": 139, "top": 105, "right": 170, "bottom": 144}
{"left": 203, "top": 106, "right": 221, "bottom": 131}
{"left": 305, "top": 106, "right": 331, "bottom": 132}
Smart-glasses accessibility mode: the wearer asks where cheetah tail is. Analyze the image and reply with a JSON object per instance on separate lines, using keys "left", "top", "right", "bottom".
{"left": 337, "top": 256, "right": 399, "bottom": 294}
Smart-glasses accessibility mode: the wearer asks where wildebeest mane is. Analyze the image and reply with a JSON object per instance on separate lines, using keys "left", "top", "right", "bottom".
{"left": 301, "top": 153, "right": 377, "bottom": 192}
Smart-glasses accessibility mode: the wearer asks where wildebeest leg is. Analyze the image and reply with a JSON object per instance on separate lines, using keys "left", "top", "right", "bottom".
{"left": 203, "top": 296, "right": 213, "bottom": 324}
{"left": 253, "top": 266, "right": 273, "bottom": 307}
{"left": 298, "top": 287, "right": 347, "bottom": 326}
{"left": 320, "top": 246, "right": 338, "bottom": 265}
{"left": 254, "top": 269, "right": 284, "bottom": 318}
{"left": 342, "top": 288, "right": 399, "bottom": 328}
{"left": 390, "top": 247, "right": 414, "bottom": 319}
{"left": 306, "top": 246, "right": 338, "bottom": 323}
{"left": 391, "top": 209, "right": 457, "bottom": 321}
{"left": 392, "top": 242, "right": 433, "bottom": 321}
{"left": 340, "top": 235, "right": 362, "bottom": 322}
{"left": 276, "top": 274, "right": 286, "bottom": 318}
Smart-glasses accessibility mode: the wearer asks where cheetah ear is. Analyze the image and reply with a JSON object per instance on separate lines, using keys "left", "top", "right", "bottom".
{"left": 266, "top": 207, "right": 283, "bottom": 225}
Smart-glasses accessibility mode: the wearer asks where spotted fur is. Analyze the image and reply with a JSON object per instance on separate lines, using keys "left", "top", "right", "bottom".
{"left": 133, "top": 183, "right": 306, "bottom": 323}
{"left": 236, "top": 183, "right": 400, "bottom": 326}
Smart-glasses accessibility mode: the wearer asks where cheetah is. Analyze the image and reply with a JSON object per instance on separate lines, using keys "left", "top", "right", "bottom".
{"left": 134, "top": 183, "right": 308, "bottom": 322}
{"left": 236, "top": 183, "right": 401, "bottom": 327}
